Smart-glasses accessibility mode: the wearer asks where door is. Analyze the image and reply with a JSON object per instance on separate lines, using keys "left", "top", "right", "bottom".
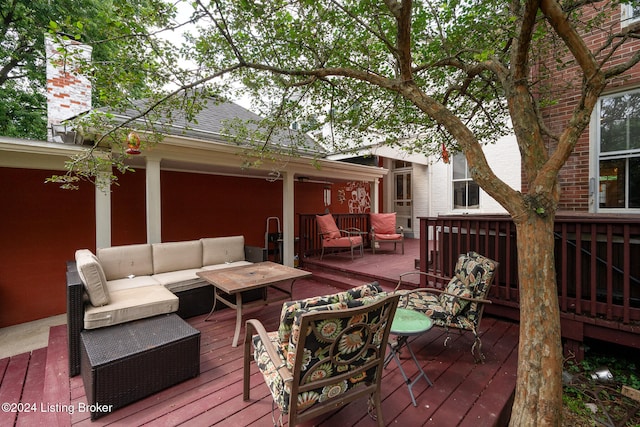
{"left": 393, "top": 163, "right": 412, "bottom": 234}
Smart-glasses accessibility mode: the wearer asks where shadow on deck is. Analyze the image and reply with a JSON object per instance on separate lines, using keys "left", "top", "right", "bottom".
{"left": 0, "top": 239, "right": 519, "bottom": 426}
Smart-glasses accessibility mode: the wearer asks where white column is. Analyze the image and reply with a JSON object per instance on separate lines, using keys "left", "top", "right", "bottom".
{"left": 146, "top": 157, "right": 162, "bottom": 244}
{"left": 371, "top": 179, "right": 380, "bottom": 213}
{"left": 282, "top": 171, "right": 295, "bottom": 267}
{"left": 95, "top": 172, "right": 111, "bottom": 248}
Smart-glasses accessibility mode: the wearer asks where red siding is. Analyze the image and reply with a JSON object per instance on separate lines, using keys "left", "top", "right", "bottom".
{"left": 0, "top": 167, "right": 94, "bottom": 327}
{"left": 111, "top": 169, "right": 147, "bottom": 246}
{"left": 0, "top": 166, "right": 372, "bottom": 326}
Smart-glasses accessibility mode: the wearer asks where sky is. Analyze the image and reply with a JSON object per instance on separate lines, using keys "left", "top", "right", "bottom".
{"left": 157, "top": 1, "right": 254, "bottom": 111}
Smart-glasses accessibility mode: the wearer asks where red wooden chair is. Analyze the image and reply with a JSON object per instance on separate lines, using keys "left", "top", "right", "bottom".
{"left": 370, "top": 212, "right": 404, "bottom": 254}
{"left": 316, "top": 213, "right": 364, "bottom": 260}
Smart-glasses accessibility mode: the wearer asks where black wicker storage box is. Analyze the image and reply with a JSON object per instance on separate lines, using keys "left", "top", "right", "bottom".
{"left": 80, "top": 314, "right": 200, "bottom": 419}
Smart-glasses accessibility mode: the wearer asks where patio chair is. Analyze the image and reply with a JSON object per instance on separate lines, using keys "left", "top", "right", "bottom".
{"left": 243, "top": 283, "right": 400, "bottom": 426}
{"left": 370, "top": 212, "right": 404, "bottom": 254}
{"left": 315, "top": 213, "right": 364, "bottom": 260}
{"left": 393, "top": 251, "right": 498, "bottom": 362}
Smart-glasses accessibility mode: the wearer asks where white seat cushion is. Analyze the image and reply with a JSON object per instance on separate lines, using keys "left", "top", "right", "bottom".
{"left": 201, "top": 236, "right": 245, "bottom": 265}
{"left": 106, "top": 275, "right": 161, "bottom": 292}
{"left": 97, "top": 244, "right": 154, "bottom": 280}
{"left": 75, "top": 250, "right": 110, "bottom": 306}
{"left": 200, "top": 260, "right": 252, "bottom": 271}
{"left": 153, "top": 269, "right": 202, "bottom": 288}
{"left": 84, "top": 285, "right": 178, "bottom": 329}
{"left": 152, "top": 241, "right": 202, "bottom": 274}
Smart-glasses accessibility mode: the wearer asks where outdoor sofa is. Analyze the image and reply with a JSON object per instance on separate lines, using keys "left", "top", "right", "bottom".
{"left": 67, "top": 235, "right": 264, "bottom": 377}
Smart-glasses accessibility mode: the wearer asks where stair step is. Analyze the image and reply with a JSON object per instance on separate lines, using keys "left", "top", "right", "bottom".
{"left": 303, "top": 264, "right": 398, "bottom": 289}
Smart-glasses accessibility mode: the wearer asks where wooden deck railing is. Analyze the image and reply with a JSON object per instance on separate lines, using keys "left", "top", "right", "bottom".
{"left": 419, "top": 214, "right": 640, "bottom": 326}
{"left": 298, "top": 213, "right": 370, "bottom": 258}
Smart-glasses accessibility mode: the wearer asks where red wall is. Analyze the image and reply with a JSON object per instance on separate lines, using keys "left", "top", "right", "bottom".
{"left": 0, "top": 167, "right": 95, "bottom": 327}
{"left": 111, "top": 169, "right": 147, "bottom": 246}
{"left": 159, "top": 171, "right": 283, "bottom": 246}
{"left": 0, "top": 165, "right": 372, "bottom": 327}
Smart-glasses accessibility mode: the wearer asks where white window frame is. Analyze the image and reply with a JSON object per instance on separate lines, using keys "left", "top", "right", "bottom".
{"left": 451, "top": 153, "right": 480, "bottom": 211}
{"left": 591, "top": 88, "right": 640, "bottom": 213}
{"left": 621, "top": 3, "right": 640, "bottom": 28}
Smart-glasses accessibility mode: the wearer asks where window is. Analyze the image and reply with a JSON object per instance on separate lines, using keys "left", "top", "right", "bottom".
{"left": 597, "top": 90, "right": 640, "bottom": 210}
{"left": 621, "top": 3, "right": 640, "bottom": 27}
{"left": 452, "top": 153, "right": 479, "bottom": 210}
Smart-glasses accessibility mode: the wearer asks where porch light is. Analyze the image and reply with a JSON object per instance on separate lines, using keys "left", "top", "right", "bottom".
{"left": 126, "top": 131, "right": 141, "bottom": 155}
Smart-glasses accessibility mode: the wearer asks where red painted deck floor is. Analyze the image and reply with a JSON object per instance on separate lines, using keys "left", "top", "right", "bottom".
{"left": 0, "top": 239, "right": 519, "bottom": 426}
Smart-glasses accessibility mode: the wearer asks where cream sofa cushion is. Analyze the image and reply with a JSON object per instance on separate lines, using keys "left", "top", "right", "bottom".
{"left": 106, "top": 276, "right": 160, "bottom": 292}
{"left": 153, "top": 269, "right": 202, "bottom": 289}
{"left": 97, "top": 244, "right": 153, "bottom": 280}
{"left": 200, "top": 260, "right": 252, "bottom": 271}
{"left": 83, "top": 285, "right": 178, "bottom": 329}
{"left": 75, "top": 250, "right": 110, "bottom": 307}
{"left": 201, "top": 236, "right": 245, "bottom": 266}
{"left": 152, "top": 240, "right": 202, "bottom": 274}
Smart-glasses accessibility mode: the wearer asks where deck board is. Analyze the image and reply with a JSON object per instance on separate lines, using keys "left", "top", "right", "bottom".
{"left": 0, "top": 239, "right": 519, "bottom": 426}
{"left": 15, "top": 347, "right": 47, "bottom": 427}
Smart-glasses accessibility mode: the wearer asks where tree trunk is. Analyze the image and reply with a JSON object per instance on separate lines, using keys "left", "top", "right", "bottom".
{"left": 509, "top": 213, "right": 563, "bottom": 426}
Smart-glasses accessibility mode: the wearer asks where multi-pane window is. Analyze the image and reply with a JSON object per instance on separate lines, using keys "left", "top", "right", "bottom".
{"left": 597, "top": 90, "right": 640, "bottom": 210}
{"left": 452, "top": 153, "right": 479, "bottom": 210}
{"left": 621, "top": 3, "right": 640, "bottom": 27}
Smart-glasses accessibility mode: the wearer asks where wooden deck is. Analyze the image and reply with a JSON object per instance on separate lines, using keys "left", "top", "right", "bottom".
{"left": 0, "top": 239, "right": 519, "bottom": 426}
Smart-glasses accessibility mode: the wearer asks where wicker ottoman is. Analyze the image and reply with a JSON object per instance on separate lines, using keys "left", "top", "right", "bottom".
{"left": 80, "top": 313, "right": 200, "bottom": 419}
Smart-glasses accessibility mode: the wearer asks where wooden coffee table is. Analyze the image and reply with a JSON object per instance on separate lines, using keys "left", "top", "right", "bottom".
{"left": 196, "top": 262, "right": 312, "bottom": 346}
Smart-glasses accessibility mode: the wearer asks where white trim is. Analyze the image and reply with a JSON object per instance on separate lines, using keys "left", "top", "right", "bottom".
{"left": 592, "top": 88, "right": 640, "bottom": 213}
{"left": 621, "top": 3, "right": 640, "bottom": 28}
{"left": 282, "top": 171, "right": 295, "bottom": 267}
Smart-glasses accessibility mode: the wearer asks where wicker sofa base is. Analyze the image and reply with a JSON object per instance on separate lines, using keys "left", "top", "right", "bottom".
{"left": 80, "top": 314, "right": 200, "bottom": 420}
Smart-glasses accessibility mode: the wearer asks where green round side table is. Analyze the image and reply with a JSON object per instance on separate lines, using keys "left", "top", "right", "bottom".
{"left": 384, "top": 308, "right": 434, "bottom": 406}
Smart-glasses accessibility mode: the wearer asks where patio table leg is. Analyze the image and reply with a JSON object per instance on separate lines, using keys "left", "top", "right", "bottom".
{"left": 385, "top": 335, "right": 433, "bottom": 406}
{"left": 232, "top": 292, "right": 244, "bottom": 347}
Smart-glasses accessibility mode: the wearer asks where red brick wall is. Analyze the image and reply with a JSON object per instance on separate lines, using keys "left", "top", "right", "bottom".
{"left": 536, "top": 5, "right": 640, "bottom": 211}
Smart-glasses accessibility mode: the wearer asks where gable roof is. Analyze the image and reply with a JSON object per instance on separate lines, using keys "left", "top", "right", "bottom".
{"left": 102, "top": 94, "right": 325, "bottom": 156}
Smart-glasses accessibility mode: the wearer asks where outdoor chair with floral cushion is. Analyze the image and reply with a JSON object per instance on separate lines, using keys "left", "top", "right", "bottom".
{"left": 243, "top": 283, "right": 400, "bottom": 426}
{"left": 315, "top": 213, "right": 364, "bottom": 260}
{"left": 392, "top": 251, "right": 498, "bottom": 362}
{"left": 370, "top": 212, "right": 404, "bottom": 254}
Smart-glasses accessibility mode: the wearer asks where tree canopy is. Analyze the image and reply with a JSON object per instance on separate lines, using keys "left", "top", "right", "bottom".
{"left": 0, "top": 0, "right": 177, "bottom": 139}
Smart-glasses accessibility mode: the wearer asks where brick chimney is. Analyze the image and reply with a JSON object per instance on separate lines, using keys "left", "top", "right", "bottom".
{"left": 45, "top": 35, "right": 92, "bottom": 143}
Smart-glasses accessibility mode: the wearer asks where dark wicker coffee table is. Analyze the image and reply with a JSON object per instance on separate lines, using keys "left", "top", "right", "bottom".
{"left": 80, "top": 314, "right": 200, "bottom": 419}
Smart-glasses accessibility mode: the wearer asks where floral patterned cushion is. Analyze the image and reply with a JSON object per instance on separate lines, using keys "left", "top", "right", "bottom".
{"left": 253, "top": 291, "right": 392, "bottom": 416}
{"left": 396, "top": 290, "right": 450, "bottom": 322}
{"left": 396, "top": 252, "right": 497, "bottom": 332}
{"left": 439, "top": 278, "right": 473, "bottom": 316}
{"left": 252, "top": 331, "right": 290, "bottom": 412}
{"left": 454, "top": 251, "right": 497, "bottom": 296}
{"left": 277, "top": 282, "right": 383, "bottom": 353}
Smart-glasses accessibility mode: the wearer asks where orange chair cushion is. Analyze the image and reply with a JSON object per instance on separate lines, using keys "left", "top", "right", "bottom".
{"left": 316, "top": 214, "right": 341, "bottom": 239}
{"left": 370, "top": 213, "right": 397, "bottom": 235}
{"left": 374, "top": 233, "right": 402, "bottom": 240}
{"left": 322, "top": 235, "right": 363, "bottom": 248}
